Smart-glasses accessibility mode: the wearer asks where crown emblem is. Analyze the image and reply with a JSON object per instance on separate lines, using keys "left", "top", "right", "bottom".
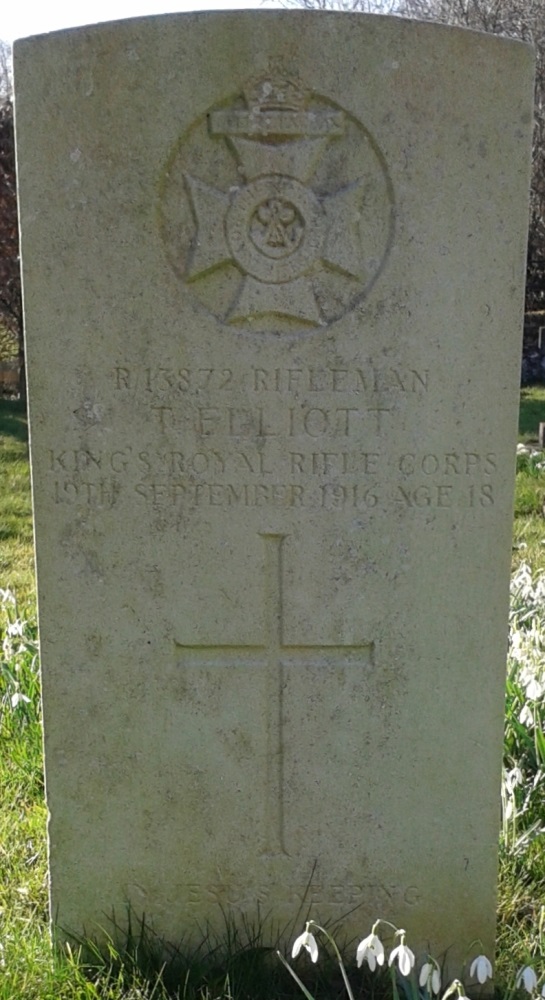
{"left": 243, "top": 76, "right": 305, "bottom": 113}
{"left": 209, "top": 75, "right": 343, "bottom": 141}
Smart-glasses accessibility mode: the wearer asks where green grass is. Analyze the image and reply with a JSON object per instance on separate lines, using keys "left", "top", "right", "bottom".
{"left": 513, "top": 386, "right": 545, "bottom": 570}
{"left": 1, "top": 395, "right": 545, "bottom": 998}
{"left": 0, "top": 399, "right": 35, "bottom": 607}
{"left": 519, "top": 386, "right": 545, "bottom": 443}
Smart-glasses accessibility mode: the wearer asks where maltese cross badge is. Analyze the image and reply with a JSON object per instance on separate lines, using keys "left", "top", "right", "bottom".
{"left": 160, "top": 74, "right": 394, "bottom": 333}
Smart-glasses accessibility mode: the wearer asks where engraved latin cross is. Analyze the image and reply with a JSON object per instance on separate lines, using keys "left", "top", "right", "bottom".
{"left": 175, "top": 533, "right": 374, "bottom": 856}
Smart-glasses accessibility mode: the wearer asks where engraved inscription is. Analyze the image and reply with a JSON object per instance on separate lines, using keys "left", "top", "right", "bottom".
{"left": 159, "top": 72, "right": 394, "bottom": 331}
{"left": 48, "top": 445, "right": 498, "bottom": 512}
{"left": 174, "top": 534, "right": 374, "bottom": 857}
{"left": 113, "top": 360, "right": 432, "bottom": 438}
{"left": 113, "top": 365, "right": 430, "bottom": 395}
{"left": 185, "top": 881, "right": 421, "bottom": 911}
{"left": 48, "top": 365, "right": 495, "bottom": 512}
{"left": 51, "top": 364, "right": 503, "bottom": 513}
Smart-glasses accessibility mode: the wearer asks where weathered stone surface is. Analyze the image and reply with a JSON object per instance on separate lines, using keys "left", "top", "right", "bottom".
{"left": 14, "top": 11, "right": 533, "bottom": 968}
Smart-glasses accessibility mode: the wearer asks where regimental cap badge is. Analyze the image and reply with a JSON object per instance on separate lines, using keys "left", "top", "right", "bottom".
{"left": 159, "top": 73, "right": 394, "bottom": 332}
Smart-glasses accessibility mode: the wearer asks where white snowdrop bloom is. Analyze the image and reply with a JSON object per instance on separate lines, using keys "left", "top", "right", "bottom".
{"left": 519, "top": 703, "right": 533, "bottom": 727}
{"left": 469, "top": 955, "right": 493, "bottom": 984}
{"left": 6, "top": 620, "right": 24, "bottom": 637}
{"left": 516, "top": 966, "right": 538, "bottom": 994}
{"left": 10, "top": 691, "right": 30, "bottom": 709}
{"left": 510, "top": 630, "right": 524, "bottom": 661}
{"left": 291, "top": 926, "right": 319, "bottom": 964}
{"left": 356, "top": 932, "right": 385, "bottom": 971}
{"left": 526, "top": 676, "right": 543, "bottom": 700}
{"left": 419, "top": 961, "right": 441, "bottom": 994}
{"left": 388, "top": 937, "right": 415, "bottom": 977}
{"left": 505, "top": 767, "right": 523, "bottom": 792}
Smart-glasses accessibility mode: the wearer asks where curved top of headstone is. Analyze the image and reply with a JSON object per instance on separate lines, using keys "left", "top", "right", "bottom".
{"left": 14, "top": 10, "right": 533, "bottom": 339}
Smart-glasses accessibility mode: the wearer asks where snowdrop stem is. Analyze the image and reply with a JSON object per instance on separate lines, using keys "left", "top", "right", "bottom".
{"left": 390, "top": 963, "right": 401, "bottom": 1000}
{"left": 276, "top": 951, "right": 316, "bottom": 1000}
{"left": 463, "top": 939, "right": 485, "bottom": 970}
{"left": 307, "top": 922, "right": 356, "bottom": 1000}
{"left": 338, "top": 956, "right": 356, "bottom": 1000}
{"left": 375, "top": 919, "right": 399, "bottom": 936}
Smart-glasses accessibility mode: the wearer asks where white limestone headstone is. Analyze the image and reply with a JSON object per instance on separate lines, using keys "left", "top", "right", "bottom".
{"left": 14, "top": 10, "right": 533, "bottom": 970}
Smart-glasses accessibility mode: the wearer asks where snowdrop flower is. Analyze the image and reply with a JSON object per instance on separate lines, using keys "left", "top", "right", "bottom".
{"left": 520, "top": 703, "right": 533, "bottom": 727}
{"left": 469, "top": 955, "right": 493, "bottom": 984}
{"left": 526, "top": 677, "right": 543, "bottom": 700}
{"left": 6, "top": 620, "right": 24, "bottom": 637}
{"left": 291, "top": 924, "right": 319, "bottom": 963}
{"left": 10, "top": 691, "right": 30, "bottom": 709}
{"left": 388, "top": 932, "right": 415, "bottom": 977}
{"left": 505, "top": 767, "right": 523, "bottom": 792}
{"left": 516, "top": 966, "right": 538, "bottom": 994}
{"left": 356, "top": 931, "right": 385, "bottom": 971}
{"left": 441, "top": 978, "right": 469, "bottom": 1000}
{"left": 419, "top": 960, "right": 441, "bottom": 994}
{"left": 504, "top": 796, "right": 515, "bottom": 820}
{"left": 510, "top": 629, "right": 523, "bottom": 658}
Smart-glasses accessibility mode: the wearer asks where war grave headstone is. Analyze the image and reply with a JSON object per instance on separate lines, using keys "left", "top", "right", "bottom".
{"left": 13, "top": 10, "right": 534, "bottom": 969}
